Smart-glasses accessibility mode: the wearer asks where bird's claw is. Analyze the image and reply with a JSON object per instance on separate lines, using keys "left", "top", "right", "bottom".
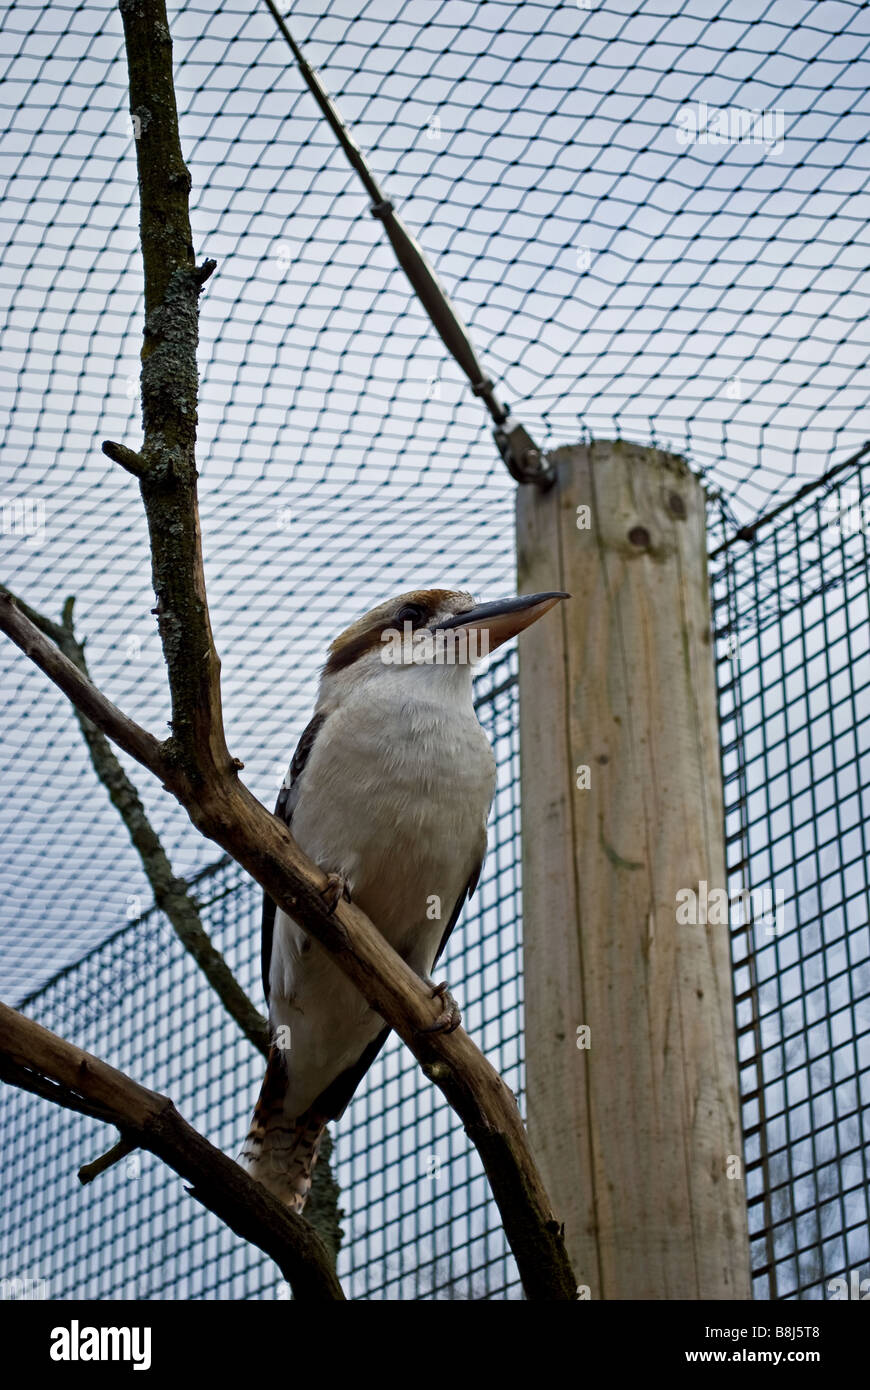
{"left": 321, "top": 871, "right": 351, "bottom": 913}
{"left": 417, "top": 980, "right": 462, "bottom": 1035}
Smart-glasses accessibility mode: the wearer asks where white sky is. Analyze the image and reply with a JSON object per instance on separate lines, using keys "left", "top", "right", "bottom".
{"left": 1, "top": 0, "right": 868, "bottom": 998}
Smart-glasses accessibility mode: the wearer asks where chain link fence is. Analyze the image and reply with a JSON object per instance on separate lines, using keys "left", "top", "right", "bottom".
{"left": 713, "top": 449, "right": 870, "bottom": 1300}
{"left": 1, "top": 0, "right": 868, "bottom": 1301}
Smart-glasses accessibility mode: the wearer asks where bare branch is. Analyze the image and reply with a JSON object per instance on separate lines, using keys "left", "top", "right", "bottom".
{"left": 116, "top": 0, "right": 229, "bottom": 790}
{"left": 5, "top": 589, "right": 343, "bottom": 1257}
{"left": 0, "top": 586, "right": 166, "bottom": 772}
{"left": 1, "top": 580, "right": 576, "bottom": 1298}
{"left": 0, "top": 1003, "right": 343, "bottom": 1301}
{"left": 102, "top": 440, "right": 148, "bottom": 478}
{"left": 4, "top": 586, "right": 269, "bottom": 1059}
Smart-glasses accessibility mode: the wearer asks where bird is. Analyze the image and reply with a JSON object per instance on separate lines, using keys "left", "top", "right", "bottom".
{"left": 240, "top": 586, "right": 568, "bottom": 1211}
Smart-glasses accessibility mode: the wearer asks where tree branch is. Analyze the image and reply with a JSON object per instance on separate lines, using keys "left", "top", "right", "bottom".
{"left": 0, "top": 550, "right": 576, "bottom": 1298}
{"left": 0, "top": 586, "right": 165, "bottom": 773}
{"left": 4, "top": 587, "right": 268, "bottom": 1060}
{"left": 0, "top": 1004, "right": 344, "bottom": 1301}
{"left": 116, "top": 0, "right": 228, "bottom": 790}
{"left": 102, "top": 440, "right": 148, "bottom": 478}
{"left": 79, "top": 1136, "right": 137, "bottom": 1185}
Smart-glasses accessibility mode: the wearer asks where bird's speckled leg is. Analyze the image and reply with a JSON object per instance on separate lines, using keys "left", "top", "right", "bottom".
{"left": 417, "top": 978, "right": 462, "bottom": 1035}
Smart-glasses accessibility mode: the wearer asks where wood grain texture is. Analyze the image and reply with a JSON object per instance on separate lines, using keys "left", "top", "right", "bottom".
{"left": 517, "top": 440, "right": 751, "bottom": 1299}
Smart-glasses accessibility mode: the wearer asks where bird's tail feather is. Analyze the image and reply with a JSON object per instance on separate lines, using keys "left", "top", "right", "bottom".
{"left": 239, "top": 1046, "right": 327, "bottom": 1213}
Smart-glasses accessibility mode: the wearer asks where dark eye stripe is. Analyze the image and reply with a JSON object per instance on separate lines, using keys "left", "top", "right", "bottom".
{"left": 396, "top": 603, "right": 427, "bottom": 625}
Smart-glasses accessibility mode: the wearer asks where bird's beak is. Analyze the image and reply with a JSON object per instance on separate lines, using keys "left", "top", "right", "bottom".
{"left": 435, "top": 591, "right": 569, "bottom": 654}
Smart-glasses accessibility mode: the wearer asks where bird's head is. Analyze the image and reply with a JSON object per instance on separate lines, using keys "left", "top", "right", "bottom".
{"left": 321, "top": 587, "right": 568, "bottom": 698}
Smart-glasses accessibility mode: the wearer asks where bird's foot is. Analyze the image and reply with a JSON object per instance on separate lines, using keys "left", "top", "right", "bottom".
{"left": 417, "top": 979, "right": 462, "bottom": 1036}
{"left": 321, "top": 871, "right": 351, "bottom": 914}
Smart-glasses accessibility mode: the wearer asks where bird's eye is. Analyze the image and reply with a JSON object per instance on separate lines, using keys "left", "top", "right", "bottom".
{"left": 396, "top": 603, "right": 426, "bottom": 627}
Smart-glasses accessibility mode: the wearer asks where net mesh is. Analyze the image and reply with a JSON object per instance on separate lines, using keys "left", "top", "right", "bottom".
{"left": 0, "top": 0, "right": 868, "bottom": 1302}
{"left": 2, "top": 0, "right": 868, "bottom": 997}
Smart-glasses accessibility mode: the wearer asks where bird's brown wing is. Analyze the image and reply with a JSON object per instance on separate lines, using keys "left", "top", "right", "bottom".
{"left": 307, "top": 1025, "right": 392, "bottom": 1122}
{"left": 261, "top": 711, "right": 326, "bottom": 1003}
{"left": 296, "top": 860, "right": 484, "bottom": 1126}
{"left": 433, "top": 858, "right": 483, "bottom": 967}
{"left": 299, "top": 863, "right": 484, "bottom": 1125}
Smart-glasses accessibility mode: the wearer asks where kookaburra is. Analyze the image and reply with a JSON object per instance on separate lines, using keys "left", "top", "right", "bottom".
{"left": 241, "top": 586, "right": 567, "bottom": 1210}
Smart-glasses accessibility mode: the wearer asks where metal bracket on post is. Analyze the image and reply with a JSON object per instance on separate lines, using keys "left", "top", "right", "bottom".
{"left": 493, "top": 414, "right": 555, "bottom": 489}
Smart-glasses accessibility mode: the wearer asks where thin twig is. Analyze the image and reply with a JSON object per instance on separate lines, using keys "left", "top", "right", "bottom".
{"left": 4, "top": 587, "right": 270, "bottom": 1062}
{"left": 79, "top": 1136, "right": 137, "bottom": 1185}
{"left": 3, "top": 588, "right": 344, "bottom": 1260}
{"left": 0, "top": 586, "right": 166, "bottom": 772}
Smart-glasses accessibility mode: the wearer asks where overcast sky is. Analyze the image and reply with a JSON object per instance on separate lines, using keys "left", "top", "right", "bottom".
{"left": 1, "top": 0, "right": 868, "bottom": 999}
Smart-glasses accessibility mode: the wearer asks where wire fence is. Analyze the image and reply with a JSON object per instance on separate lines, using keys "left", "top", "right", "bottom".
{"left": 1, "top": 0, "right": 868, "bottom": 1303}
{"left": 713, "top": 449, "right": 870, "bottom": 1301}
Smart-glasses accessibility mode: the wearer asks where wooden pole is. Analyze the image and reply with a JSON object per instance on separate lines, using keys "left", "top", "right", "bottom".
{"left": 516, "top": 440, "right": 751, "bottom": 1299}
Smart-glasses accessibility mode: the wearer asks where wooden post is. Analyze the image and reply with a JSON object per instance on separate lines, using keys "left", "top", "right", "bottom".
{"left": 516, "top": 440, "right": 751, "bottom": 1299}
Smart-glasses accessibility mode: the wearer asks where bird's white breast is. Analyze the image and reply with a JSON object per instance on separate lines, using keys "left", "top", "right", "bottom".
{"left": 269, "top": 665, "right": 496, "bottom": 1114}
